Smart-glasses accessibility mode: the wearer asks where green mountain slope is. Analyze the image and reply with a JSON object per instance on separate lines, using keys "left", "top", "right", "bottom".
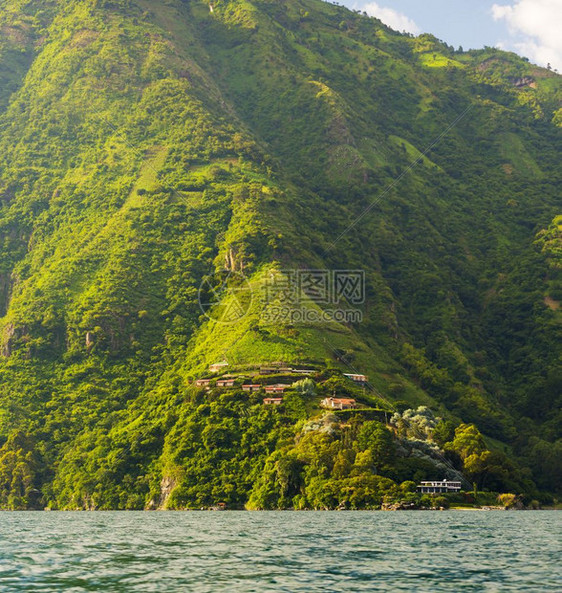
{"left": 0, "top": 0, "right": 560, "bottom": 509}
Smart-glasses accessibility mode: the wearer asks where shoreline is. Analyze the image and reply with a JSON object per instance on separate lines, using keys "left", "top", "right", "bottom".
{"left": 3, "top": 506, "right": 560, "bottom": 512}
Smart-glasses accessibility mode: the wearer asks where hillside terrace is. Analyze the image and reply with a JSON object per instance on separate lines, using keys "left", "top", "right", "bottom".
{"left": 191, "top": 364, "right": 390, "bottom": 414}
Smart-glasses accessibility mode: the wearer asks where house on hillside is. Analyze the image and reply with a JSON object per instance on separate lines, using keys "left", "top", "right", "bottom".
{"left": 343, "top": 373, "right": 368, "bottom": 383}
{"left": 209, "top": 362, "right": 229, "bottom": 373}
{"left": 217, "top": 378, "right": 236, "bottom": 388}
{"left": 195, "top": 378, "right": 211, "bottom": 389}
{"left": 264, "top": 397, "right": 283, "bottom": 405}
{"left": 264, "top": 384, "right": 290, "bottom": 394}
{"left": 321, "top": 397, "right": 357, "bottom": 410}
{"left": 242, "top": 384, "right": 261, "bottom": 392}
{"left": 417, "top": 480, "right": 462, "bottom": 494}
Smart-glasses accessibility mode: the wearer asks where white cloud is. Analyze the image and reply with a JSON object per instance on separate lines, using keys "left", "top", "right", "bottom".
{"left": 492, "top": 0, "right": 562, "bottom": 70}
{"left": 362, "top": 2, "right": 421, "bottom": 35}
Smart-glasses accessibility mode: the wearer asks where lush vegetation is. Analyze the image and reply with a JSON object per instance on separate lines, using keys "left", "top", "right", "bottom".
{"left": 0, "top": 0, "right": 559, "bottom": 509}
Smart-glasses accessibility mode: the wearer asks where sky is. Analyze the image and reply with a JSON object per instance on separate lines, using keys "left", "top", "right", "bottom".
{"left": 338, "top": 0, "right": 562, "bottom": 71}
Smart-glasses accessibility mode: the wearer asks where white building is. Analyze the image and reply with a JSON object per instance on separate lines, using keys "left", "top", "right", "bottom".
{"left": 417, "top": 480, "right": 461, "bottom": 493}
{"left": 343, "top": 373, "right": 368, "bottom": 383}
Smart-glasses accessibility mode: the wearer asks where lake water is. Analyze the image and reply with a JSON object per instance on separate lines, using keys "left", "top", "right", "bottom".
{"left": 0, "top": 511, "right": 559, "bottom": 592}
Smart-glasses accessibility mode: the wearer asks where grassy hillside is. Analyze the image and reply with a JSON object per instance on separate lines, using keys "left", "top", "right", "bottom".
{"left": 0, "top": 0, "right": 560, "bottom": 509}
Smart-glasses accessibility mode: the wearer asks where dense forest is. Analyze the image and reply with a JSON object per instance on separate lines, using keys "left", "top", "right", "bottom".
{"left": 0, "top": 0, "right": 560, "bottom": 509}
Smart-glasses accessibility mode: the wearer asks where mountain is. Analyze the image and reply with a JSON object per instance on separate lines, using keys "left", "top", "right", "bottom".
{"left": 0, "top": 0, "right": 560, "bottom": 510}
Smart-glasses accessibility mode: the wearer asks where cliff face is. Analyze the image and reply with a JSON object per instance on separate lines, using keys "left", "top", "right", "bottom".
{"left": 0, "top": 0, "right": 560, "bottom": 508}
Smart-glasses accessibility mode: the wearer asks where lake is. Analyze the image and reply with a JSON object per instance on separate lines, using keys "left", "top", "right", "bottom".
{"left": 0, "top": 511, "right": 559, "bottom": 592}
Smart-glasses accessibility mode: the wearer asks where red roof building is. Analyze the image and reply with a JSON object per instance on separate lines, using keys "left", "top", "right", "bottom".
{"left": 321, "top": 397, "right": 357, "bottom": 410}
{"left": 264, "top": 384, "right": 290, "bottom": 394}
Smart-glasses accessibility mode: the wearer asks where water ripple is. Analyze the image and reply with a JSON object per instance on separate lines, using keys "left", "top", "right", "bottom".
{"left": 0, "top": 511, "right": 559, "bottom": 592}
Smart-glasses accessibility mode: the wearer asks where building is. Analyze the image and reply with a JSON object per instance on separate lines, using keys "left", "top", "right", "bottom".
{"left": 217, "top": 378, "right": 236, "bottom": 388}
{"left": 195, "top": 378, "right": 211, "bottom": 388}
{"left": 264, "top": 384, "right": 290, "bottom": 394}
{"left": 242, "top": 384, "right": 261, "bottom": 392}
{"left": 291, "top": 369, "right": 317, "bottom": 375}
{"left": 321, "top": 397, "right": 357, "bottom": 410}
{"left": 259, "top": 365, "right": 291, "bottom": 374}
{"left": 209, "top": 362, "right": 229, "bottom": 373}
{"left": 263, "top": 397, "right": 283, "bottom": 405}
{"left": 343, "top": 373, "right": 368, "bottom": 383}
{"left": 417, "top": 480, "right": 462, "bottom": 494}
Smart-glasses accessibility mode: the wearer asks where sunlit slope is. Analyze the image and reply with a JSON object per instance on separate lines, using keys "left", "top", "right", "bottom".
{"left": 0, "top": 0, "right": 559, "bottom": 508}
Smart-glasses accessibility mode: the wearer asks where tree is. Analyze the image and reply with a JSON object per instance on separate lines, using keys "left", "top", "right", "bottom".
{"left": 356, "top": 421, "right": 395, "bottom": 470}
{"left": 447, "top": 424, "right": 485, "bottom": 461}
{"left": 0, "top": 432, "right": 42, "bottom": 510}
{"left": 432, "top": 419, "right": 456, "bottom": 447}
{"left": 464, "top": 450, "right": 524, "bottom": 492}
{"left": 292, "top": 378, "right": 316, "bottom": 396}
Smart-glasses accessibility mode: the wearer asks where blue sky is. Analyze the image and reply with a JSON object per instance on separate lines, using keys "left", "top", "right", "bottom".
{"left": 337, "top": 0, "right": 562, "bottom": 70}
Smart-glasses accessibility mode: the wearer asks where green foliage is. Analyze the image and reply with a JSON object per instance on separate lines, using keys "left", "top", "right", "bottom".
{"left": 0, "top": 0, "right": 559, "bottom": 508}
{"left": 432, "top": 419, "right": 457, "bottom": 448}
{"left": 0, "top": 431, "right": 42, "bottom": 510}
{"left": 292, "top": 378, "right": 316, "bottom": 396}
{"left": 248, "top": 416, "right": 406, "bottom": 510}
{"left": 390, "top": 406, "right": 438, "bottom": 440}
{"left": 446, "top": 424, "right": 486, "bottom": 460}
